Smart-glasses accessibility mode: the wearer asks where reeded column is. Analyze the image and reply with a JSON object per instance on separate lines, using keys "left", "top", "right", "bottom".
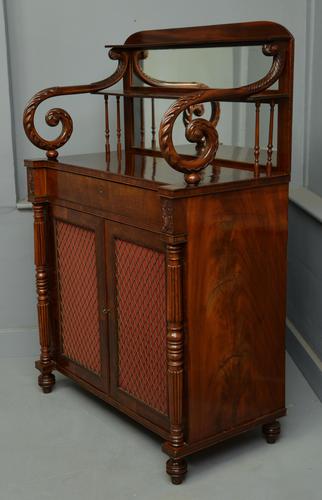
{"left": 33, "top": 203, "right": 55, "bottom": 393}
{"left": 165, "top": 241, "right": 187, "bottom": 484}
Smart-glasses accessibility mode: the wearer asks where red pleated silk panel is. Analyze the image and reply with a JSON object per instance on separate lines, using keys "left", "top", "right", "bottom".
{"left": 55, "top": 220, "right": 101, "bottom": 375}
{"left": 115, "top": 239, "right": 168, "bottom": 415}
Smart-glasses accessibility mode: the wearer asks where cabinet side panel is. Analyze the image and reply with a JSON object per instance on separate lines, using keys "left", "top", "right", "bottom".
{"left": 115, "top": 239, "right": 168, "bottom": 415}
{"left": 186, "top": 184, "right": 288, "bottom": 443}
{"left": 56, "top": 220, "right": 101, "bottom": 375}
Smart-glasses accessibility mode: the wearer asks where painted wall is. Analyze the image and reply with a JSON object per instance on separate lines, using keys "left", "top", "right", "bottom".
{"left": 287, "top": 202, "right": 322, "bottom": 400}
{"left": 305, "top": 0, "right": 322, "bottom": 197}
{"left": 0, "top": 0, "right": 37, "bottom": 355}
{"left": 285, "top": 0, "right": 322, "bottom": 401}
{"left": 288, "top": 204, "right": 322, "bottom": 359}
{"left": 0, "top": 0, "right": 15, "bottom": 205}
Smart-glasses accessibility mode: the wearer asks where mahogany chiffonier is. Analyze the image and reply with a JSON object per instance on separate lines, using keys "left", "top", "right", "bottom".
{"left": 23, "top": 21, "right": 294, "bottom": 484}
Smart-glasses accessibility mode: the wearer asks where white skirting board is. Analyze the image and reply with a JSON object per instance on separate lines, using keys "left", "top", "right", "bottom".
{"left": 286, "top": 318, "right": 322, "bottom": 402}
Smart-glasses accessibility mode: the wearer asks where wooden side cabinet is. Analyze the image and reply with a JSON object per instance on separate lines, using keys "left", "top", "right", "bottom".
{"left": 24, "top": 21, "right": 294, "bottom": 484}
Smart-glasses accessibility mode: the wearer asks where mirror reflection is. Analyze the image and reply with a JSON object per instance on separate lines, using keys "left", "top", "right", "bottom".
{"left": 138, "top": 46, "right": 277, "bottom": 152}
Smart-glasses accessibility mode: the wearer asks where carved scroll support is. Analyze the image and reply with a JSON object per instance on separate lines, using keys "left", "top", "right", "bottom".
{"left": 165, "top": 239, "right": 187, "bottom": 484}
{"left": 159, "top": 43, "right": 286, "bottom": 185}
{"left": 182, "top": 101, "right": 221, "bottom": 155}
{"left": 160, "top": 93, "right": 220, "bottom": 186}
{"left": 23, "top": 49, "right": 129, "bottom": 159}
{"left": 33, "top": 203, "right": 55, "bottom": 393}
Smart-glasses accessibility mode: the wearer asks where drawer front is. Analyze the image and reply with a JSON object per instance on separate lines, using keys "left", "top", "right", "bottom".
{"left": 52, "top": 205, "right": 108, "bottom": 390}
{"left": 46, "top": 169, "right": 162, "bottom": 232}
{"left": 106, "top": 221, "right": 169, "bottom": 431}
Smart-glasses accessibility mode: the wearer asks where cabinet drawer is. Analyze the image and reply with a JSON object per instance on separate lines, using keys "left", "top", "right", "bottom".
{"left": 47, "top": 169, "right": 162, "bottom": 231}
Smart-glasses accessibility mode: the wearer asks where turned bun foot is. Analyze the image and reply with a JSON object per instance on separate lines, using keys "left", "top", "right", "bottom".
{"left": 262, "top": 420, "right": 280, "bottom": 444}
{"left": 38, "top": 373, "right": 56, "bottom": 394}
{"left": 166, "top": 458, "right": 187, "bottom": 485}
{"left": 36, "top": 359, "right": 56, "bottom": 394}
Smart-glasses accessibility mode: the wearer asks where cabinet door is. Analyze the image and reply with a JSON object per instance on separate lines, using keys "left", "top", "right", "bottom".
{"left": 51, "top": 206, "right": 108, "bottom": 391}
{"left": 106, "top": 222, "right": 169, "bottom": 431}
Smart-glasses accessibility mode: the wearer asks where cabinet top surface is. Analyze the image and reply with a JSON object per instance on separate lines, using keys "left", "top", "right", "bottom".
{"left": 108, "top": 21, "right": 293, "bottom": 49}
{"left": 25, "top": 145, "right": 289, "bottom": 195}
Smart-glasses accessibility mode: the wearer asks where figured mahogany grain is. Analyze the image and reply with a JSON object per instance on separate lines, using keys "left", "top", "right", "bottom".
{"left": 186, "top": 184, "right": 288, "bottom": 443}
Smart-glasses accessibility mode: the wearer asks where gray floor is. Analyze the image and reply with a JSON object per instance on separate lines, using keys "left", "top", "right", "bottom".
{"left": 0, "top": 355, "right": 321, "bottom": 500}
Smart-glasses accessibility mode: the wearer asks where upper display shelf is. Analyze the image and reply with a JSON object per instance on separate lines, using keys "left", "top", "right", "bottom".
{"left": 93, "top": 89, "right": 288, "bottom": 102}
{"left": 104, "top": 21, "right": 293, "bottom": 49}
{"left": 23, "top": 21, "right": 294, "bottom": 186}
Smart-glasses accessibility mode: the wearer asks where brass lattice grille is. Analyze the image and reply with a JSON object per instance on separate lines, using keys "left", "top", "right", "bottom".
{"left": 55, "top": 220, "right": 101, "bottom": 375}
{"left": 115, "top": 239, "right": 168, "bottom": 415}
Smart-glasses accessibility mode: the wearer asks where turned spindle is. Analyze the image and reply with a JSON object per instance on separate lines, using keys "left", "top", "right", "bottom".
{"left": 152, "top": 157, "right": 157, "bottom": 180}
{"left": 254, "top": 102, "right": 261, "bottom": 177}
{"left": 151, "top": 98, "right": 156, "bottom": 149}
{"left": 104, "top": 95, "right": 110, "bottom": 165}
{"left": 266, "top": 101, "right": 275, "bottom": 176}
{"left": 140, "top": 98, "right": 145, "bottom": 149}
{"left": 116, "top": 95, "right": 122, "bottom": 171}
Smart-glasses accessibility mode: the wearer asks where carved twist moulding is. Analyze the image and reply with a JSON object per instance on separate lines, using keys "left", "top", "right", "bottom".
{"left": 24, "top": 21, "right": 294, "bottom": 484}
{"left": 158, "top": 43, "right": 286, "bottom": 184}
{"left": 23, "top": 49, "right": 129, "bottom": 160}
{"left": 182, "top": 101, "right": 221, "bottom": 130}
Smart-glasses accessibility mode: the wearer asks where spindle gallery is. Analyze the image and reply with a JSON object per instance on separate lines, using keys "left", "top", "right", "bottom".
{"left": 23, "top": 21, "right": 293, "bottom": 484}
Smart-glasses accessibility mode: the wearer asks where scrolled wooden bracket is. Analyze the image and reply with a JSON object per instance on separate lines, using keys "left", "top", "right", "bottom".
{"left": 159, "top": 92, "right": 219, "bottom": 185}
{"left": 182, "top": 102, "right": 220, "bottom": 129}
{"left": 159, "top": 42, "right": 286, "bottom": 186}
{"left": 23, "top": 49, "right": 129, "bottom": 159}
{"left": 182, "top": 101, "right": 220, "bottom": 155}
